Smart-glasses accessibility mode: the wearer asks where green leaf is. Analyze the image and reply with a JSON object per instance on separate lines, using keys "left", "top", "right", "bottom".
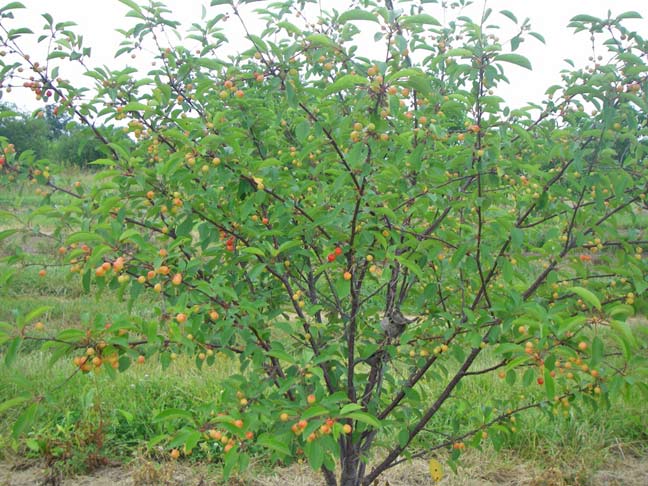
{"left": 285, "top": 80, "right": 297, "bottom": 107}
{"left": 302, "top": 405, "right": 329, "bottom": 420}
{"left": 398, "top": 428, "right": 409, "bottom": 447}
{"left": 618, "top": 52, "right": 644, "bottom": 65}
{"left": 8, "top": 27, "right": 33, "bottom": 39}
{"left": 496, "top": 343, "right": 523, "bottom": 355}
{"left": 122, "top": 102, "right": 149, "bottom": 112}
{"left": 0, "top": 2, "right": 26, "bottom": 14}
{"left": 505, "top": 356, "right": 530, "bottom": 371}
{"left": 266, "top": 349, "right": 295, "bottom": 363}
{"left": 339, "top": 9, "right": 379, "bottom": 24}
{"left": 494, "top": 54, "right": 532, "bottom": 70}
{"left": 445, "top": 48, "right": 473, "bottom": 57}
{"left": 305, "top": 441, "right": 324, "bottom": 470}
{"left": 118, "top": 409, "right": 134, "bottom": 424}
{"left": 24, "top": 306, "right": 52, "bottom": 325}
{"left": 529, "top": 32, "right": 546, "bottom": 44}
{"left": 47, "top": 51, "right": 68, "bottom": 60}
{"left": 522, "top": 368, "right": 535, "bottom": 387}
{"left": 570, "top": 14, "right": 600, "bottom": 23}
{"left": 385, "top": 67, "right": 426, "bottom": 82}
{"left": 0, "top": 229, "right": 18, "bottom": 242}
{"left": 0, "top": 395, "right": 30, "bottom": 414}
{"left": 119, "top": 0, "right": 142, "bottom": 10}
{"left": 500, "top": 10, "right": 517, "bottom": 23}
{"left": 276, "top": 240, "right": 301, "bottom": 256}
{"left": 339, "top": 403, "right": 363, "bottom": 415}
{"left": 591, "top": 336, "right": 604, "bottom": 366}
{"left": 239, "top": 246, "right": 266, "bottom": 257}
{"left": 306, "top": 34, "right": 338, "bottom": 49}
{"left": 66, "top": 231, "right": 104, "bottom": 245}
{"left": 210, "top": 0, "right": 232, "bottom": 4}
{"left": 295, "top": 119, "right": 310, "bottom": 142}
{"left": 544, "top": 368, "right": 555, "bottom": 400}
{"left": 13, "top": 402, "right": 38, "bottom": 438}
{"left": 147, "top": 434, "right": 168, "bottom": 449}
{"left": 506, "top": 369, "right": 516, "bottom": 386}
{"left": 5, "top": 337, "right": 21, "bottom": 367}
{"left": 510, "top": 227, "right": 523, "bottom": 249}
{"left": 397, "top": 73, "right": 432, "bottom": 95}
{"left": 257, "top": 433, "right": 291, "bottom": 456}
{"left": 56, "top": 329, "right": 87, "bottom": 341}
{"left": 607, "top": 304, "right": 634, "bottom": 319}
{"left": 25, "top": 438, "right": 42, "bottom": 452}
{"left": 0, "top": 110, "right": 19, "bottom": 119}
{"left": 345, "top": 411, "right": 381, "bottom": 428}
{"left": 222, "top": 442, "right": 238, "bottom": 479}
{"left": 324, "top": 74, "right": 369, "bottom": 95}
{"left": 153, "top": 408, "right": 195, "bottom": 423}
{"left": 609, "top": 319, "right": 636, "bottom": 358}
{"left": 119, "top": 229, "right": 140, "bottom": 241}
{"left": 343, "top": 142, "right": 366, "bottom": 170}
{"left": 169, "top": 428, "right": 201, "bottom": 452}
{"left": 616, "top": 11, "right": 642, "bottom": 20}
{"left": 277, "top": 21, "right": 301, "bottom": 36}
{"left": 396, "top": 256, "right": 424, "bottom": 280}
{"left": 400, "top": 14, "right": 440, "bottom": 27}
{"left": 247, "top": 34, "right": 267, "bottom": 52}
{"left": 569, "top": 286, "right": 601, "bottom": 310}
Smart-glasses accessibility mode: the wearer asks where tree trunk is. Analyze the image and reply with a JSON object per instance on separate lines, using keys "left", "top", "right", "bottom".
{"left": 339, "top": 441, "right": 363, "bottom": 486}
{"left": 323, "top": 466, "right": 337, "bottom": 486}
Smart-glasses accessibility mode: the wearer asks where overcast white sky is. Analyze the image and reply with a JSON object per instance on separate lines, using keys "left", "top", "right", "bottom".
{"left": 2, "top": 0, "right": 647, "bottom": 111}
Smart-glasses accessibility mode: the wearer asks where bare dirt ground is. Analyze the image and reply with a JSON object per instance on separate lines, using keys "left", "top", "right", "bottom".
{"left": 2, "top": 449, "right": 647, "bottom": 486}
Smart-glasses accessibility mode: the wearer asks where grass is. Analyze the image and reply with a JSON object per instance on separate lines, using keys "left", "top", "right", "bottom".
{"left": 410, "top": 344, "right": 648, "bottom": 475}
{"left": 0, "top": 351, "right": 235, "bottom": 456}
{"left": 1, "top": 169, "right": 647, "bottom": 484}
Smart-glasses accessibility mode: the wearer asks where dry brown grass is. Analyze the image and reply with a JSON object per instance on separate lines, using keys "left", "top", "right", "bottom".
{"left": 2, "top": 447, "right": 647, "bottom": 486}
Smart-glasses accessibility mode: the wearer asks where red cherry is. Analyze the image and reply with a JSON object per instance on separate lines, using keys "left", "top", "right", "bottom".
{"left": 327, "top": 253, "right": 336, "bottom": 262}
{"left": 334, "top": 247, "right": 343, "bottom": 256}
{"left": 537, "top": 377, "right": 544, "bottom": 385}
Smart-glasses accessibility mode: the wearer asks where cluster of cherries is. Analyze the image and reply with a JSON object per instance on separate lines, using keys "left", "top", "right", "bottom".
{"left": 327, "top": 246, "right": 343, "bottom": 262}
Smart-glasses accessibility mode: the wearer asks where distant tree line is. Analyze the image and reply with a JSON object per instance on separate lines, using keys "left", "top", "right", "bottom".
{"left": 0, "top": 103, "right": 109, "bottom": 167}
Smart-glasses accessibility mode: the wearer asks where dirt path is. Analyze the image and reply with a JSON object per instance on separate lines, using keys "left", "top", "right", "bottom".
{"left": 2, "top": 451, "right": 648, "bottom": 486}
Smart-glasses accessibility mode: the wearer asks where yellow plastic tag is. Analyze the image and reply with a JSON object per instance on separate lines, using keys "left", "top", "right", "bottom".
{"left": 429, "top": 458, "right": 444, "bottom": 483}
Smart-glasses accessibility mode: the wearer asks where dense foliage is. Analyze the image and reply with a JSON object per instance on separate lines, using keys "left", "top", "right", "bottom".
{"left": 0, "top": 103, "right": 107, "bottom": 167}
{"left": 0, "top": 1, "right": 647, "bottom": 485}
